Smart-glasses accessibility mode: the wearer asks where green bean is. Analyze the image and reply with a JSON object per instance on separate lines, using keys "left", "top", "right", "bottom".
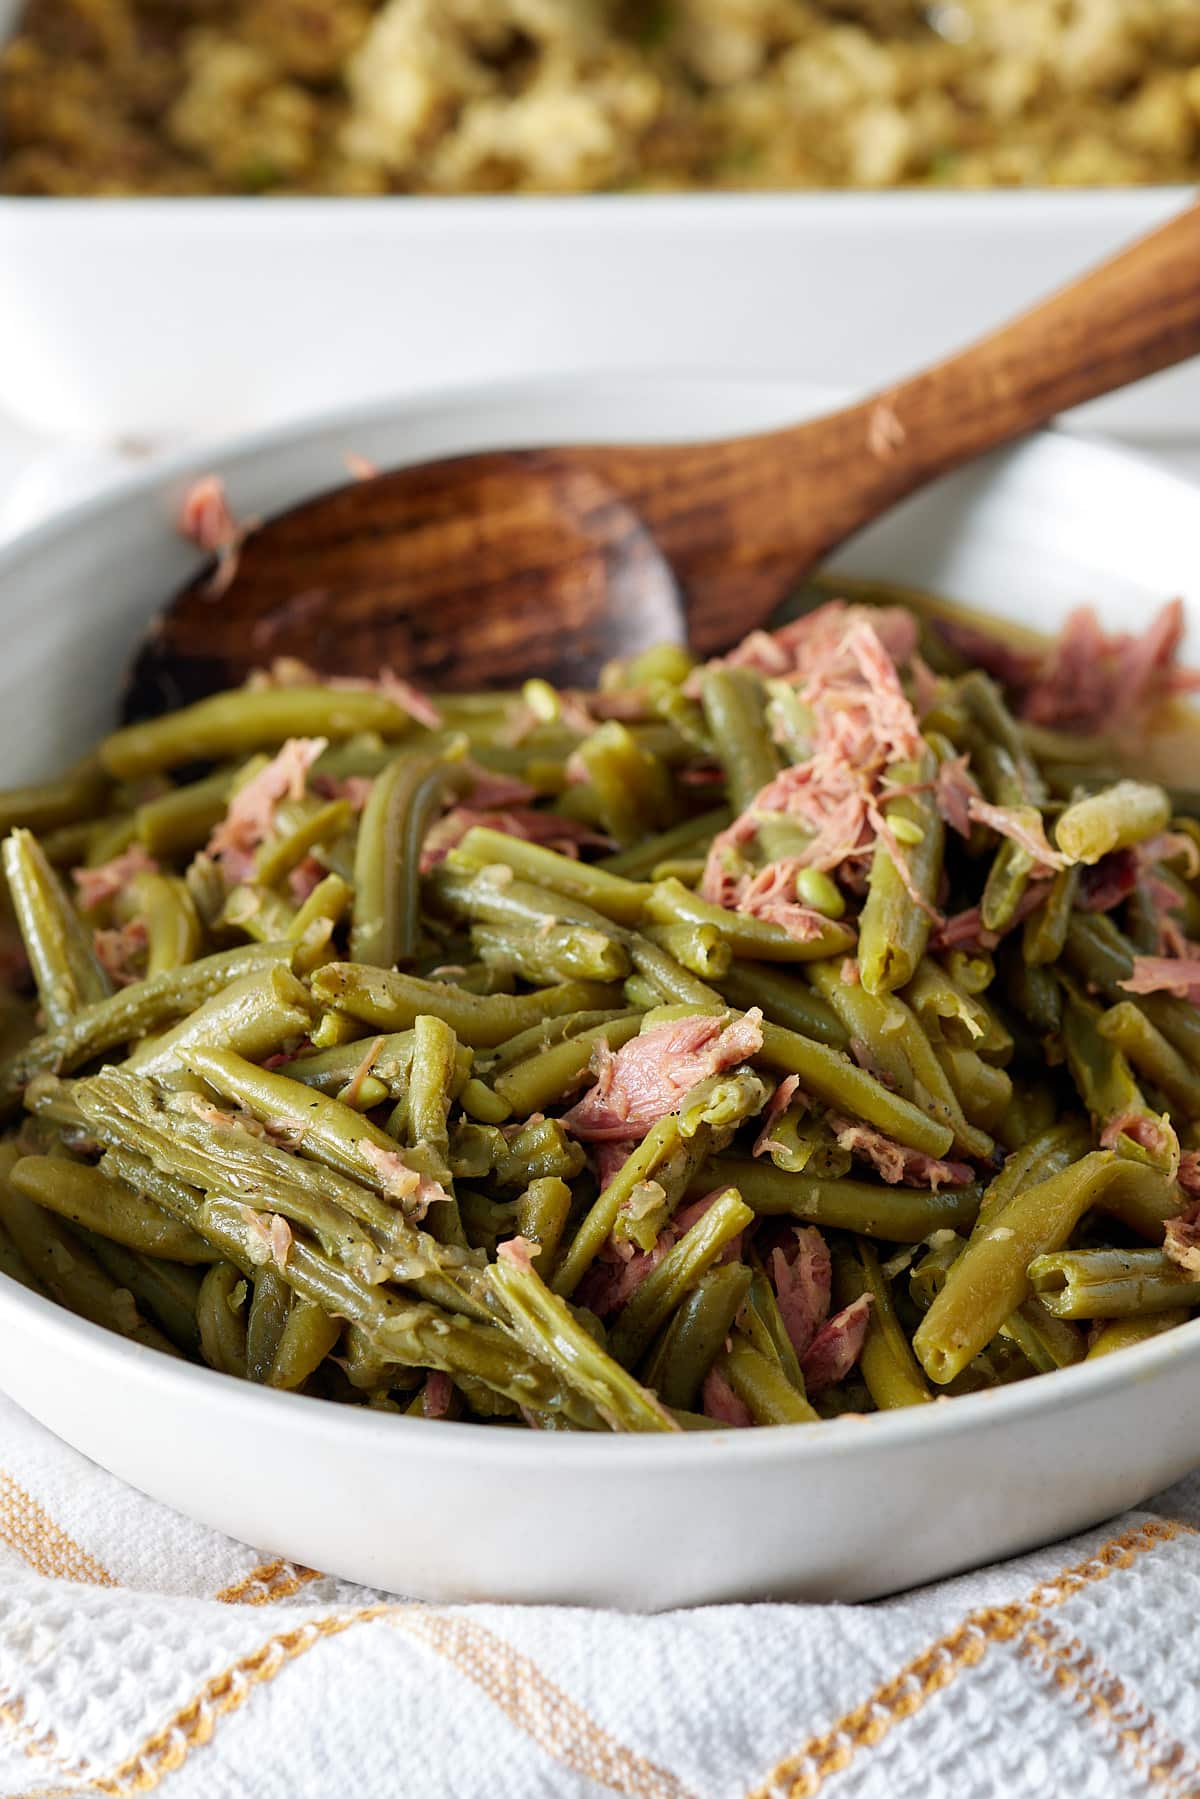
{"left": 310, "top": 964, "right": 618, "bottom": 1048}
{"left": 459, "top": 1077, "right": 512, "bottom": 1124}
{"left": 971, "top": 1119, "right": 1092, "bottom": 1239}
{"left": 753, "top": 1018, "right": 957, "bottom": 1157}
{"left": 753, "top": 1105, "right": 852, "bottom": 1177}
{"left": 1029, "top": 1248, "right": 1200, "bottom": 1320}
{"left": 698, "top": 667, "right": 780, "bottom": 811}
{"left": 942, "top": 950, "right": 996, "bottom": 995}
{"left": 101, "top": 687, "right": 418, "bottom": 780}
{"left": 608, "top": 1188, "right": 754, "bottom": 1367}
{"left": 514, "top": 1177, "right": 573, "bottom": 1281}
{"left": 488, "top": 1244, "right": 678, "bottom": 1431}
{"left": 134, "top": 770, "right": 235, "bottom": 858}
{"left": 908, "top": 1232, "right": 965, "bottom": 1312}
{"left": 641, "top": 922, "right": 732, "bottom": 981}
{"left": 3, "top": 828, "right": 111, "bottom": 1025}
{"left": 492, "top": 1017, "right": 641, "bottom": 1116}
{"left": 0, "top": 940, "right": 296, "bottom": 1106}
{"left": 289, "top": 871, "right": 353, "bottom": 945}
{"left": 486, "top": 1117, "right": 586, "bottom": 1191}
{"left": 250, "top": 798, "right": 352, "bottom": 891}
{"left": 1096, "top": 1002, "right": 1200, "bottom": 1116}
{"left": 268, "top": 1298, "right": 341, "bottom": 1389}
{"left": 121, "top": 872, "right": 202, "bottom": 977}
{"left": 219, "top": 883, "right": 297, "bottom": 944}
{"left": 646, "top": 878, "right": 855, "bottom": 964}
{"left": 930, "top": 1043, "right": 1013, "bottom": 1134}
{"left": 805, "top": 960, "right": 990, "bottom": 1158}
{"left": 914, "top": 1151, "right": 1171, "bottom": 1383}
{"left": 126, "top": 964, "right": 314, "bottom": 1078}
{"left": 552, "top": 1113, "right": 710, "bottom": 1298}
{"left": 101, "top": 1143, "right": 597, "bottom": 1424}
{"left": 246, "top": 1265, "right": 292, "bottom": 1382}
{"left": 447, "top": 827, "right": 650, "bottom": 925}
{"left": 1064, "top": 914, "right": 1200, "bottom": 1071}
{"left": 0, "top": 760, "right": 111, "bottom": 839}
{"left": 744, "top": 1261, "right": 806, "bottom": 1390}
{"left": 715, "top": 961, "right": 847, "bottom": 1049}
{"left": 81, "top": 1232, "right": 203, "bottom": 1356}
{"left": 998, "top": 1297, "right": 1086, "bottom": 1372}
{"left": 959, "top": 673, "right": 1045, "bottom": 803}
{"left": 472, "top": 922, "right": 630, "bottom": 985}
{"left": 1087, "top": 1311, "right": 1190, "bottom": 1359}
{"left": 1000, "top": 947, "right": 1063, "bottom": 1036}
{"left": 1022, "top": 864, "right": 1080, "bottom": 966}
{"left": 700, "top": 1155, "right": 979, "bottom": 1240}
{"left": 599, "top": 808, "right": 731, "bottom": 881}
{"left": 197, "top": 1262, "right": 249, "bottom": 1376}
{"left": 642, "top": 1262, "right": 752, "bottom": 1409}
{"left": 11, "top": 1155, "right": 214, "bottom": 1263}
{"left": 1060, "top": 987, "right": 1161, "bottom": 1155}
{"left": 841, "top": 1241, "right": 932, "bottom": 1409}
{"left": 1056, "top": 781, "right": 1170, "bottom": 865}
{"left": 715, "top": 1333, "right": 819, "bottom": 1425}
{"left": 571, "top": 721, "right": 673, "bottom": 846}
{"left": 859, "top": 750, "right": 943, "bottom": 995}
{"left": 0, "top": 1162, "right": 176, "bottom": 1355}
{"left": 627, "top": 933, "right": 723, "bottom": 1008}
{"left": 902, "top": 960, "right": 992, "bottom": 1048}
{"left": 0, "top": 1216, "right": 44, "bottom": 1293}
{"left": 352, "top": 753, "right": 467, "bottom": 967}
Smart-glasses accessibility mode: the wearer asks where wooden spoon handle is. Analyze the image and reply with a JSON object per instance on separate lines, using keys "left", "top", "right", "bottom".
{"left": 827, "top": 196, "right": 1200, "bottom": 506}
{"left": 590, "top": 200, "right": 1200, "bottom": 650}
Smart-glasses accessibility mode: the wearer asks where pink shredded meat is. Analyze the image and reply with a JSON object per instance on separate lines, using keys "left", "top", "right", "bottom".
{"left": 206, "top": 737, "right": 327, "bottom": 881}
{"left": 1164, "top": 1205, "right": 1200, "bottom": 1277}
{"left": 357, "top": 1139, "right": 449, "bottom": 1221}
{"left": 768, "top": 1226, "right": 831, "bottom": 1360}
{"left": 931, "top": 618, "right": 1042, "bottom": 691}
{"left": 699, "top": 605, "right": 939, "bottom": 926}
{"left": 752, "top": 1075, "right": 803, "bottom": 1159}
{"left": 932, "top": 882, "right": 1050, "bottom": 953}
{"left": 1098, "top": 1111, "right": 1179, "bottom": 1178}
{"left": 177, "top": 475, "right": 256, "bottom": 600}
{"left": 1120, "top": 956, "right": 1200, "bottom": 1004}
{"left": 701, "top": 1366, "right": 753, "bottom": 1428}
{"left": 800, "top": 1294, "right": 872, "bottom": 1394}
{"left": 826, "top": 1115, "right": 973, "bottom": 1189}
{"left": 72, "top": 845, "right": 158, "bottom": 911}
{"left": 934, "top": 754, "right": 980, "bottom": 839}
{"left": 423, "top": 1371, "right": 453, "bottom": 1417}
{"left": 496, "top": 1235, "right": 540, "bottom": 1274}
{"left": 965, "top": 798, "right": 1068, "bottom": 873}
{"left": 1076, "top": 850, "right": 1139, "bottom": 914}
{"left": 1179, "top": 1152, "right": 1200, "bottom": 1200}
{"left": 1024, "top": 601, "right": 1199, "bottom": 736}
{"left": 92, "top": 919, "right": 148, "bottom": 987}
{"left": 561, "top": 1009, "right": 765, "bottom": 1143}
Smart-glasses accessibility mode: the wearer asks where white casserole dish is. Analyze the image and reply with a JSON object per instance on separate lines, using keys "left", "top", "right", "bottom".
{"left": 0, "top": 371, "right": 1199, "bottom": 1608}
{"left": 0, "top": 188, "right": 1196, "bottom": 442}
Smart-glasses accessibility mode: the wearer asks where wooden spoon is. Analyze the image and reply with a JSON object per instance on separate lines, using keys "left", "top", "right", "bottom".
{"left": 125, "top": 201, "right": 1200, "bottom": 719}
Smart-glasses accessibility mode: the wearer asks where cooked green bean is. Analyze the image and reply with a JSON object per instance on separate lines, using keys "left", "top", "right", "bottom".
{"left": 310, "top": 964, "right": 618, "bottom": 1048}
{"left": 608, "top": 1188, "right": 753, "bottom": 1366}
{"left": 915, "top": 1151, "right": 1172, "bottom": 1383}
{"left": 641, "top": 922, "right": 732, "bottom": 981}
{"left": 11, "top": 1155, "right": 214, "bottom": 1263}
{"left": 268, "top": 1298, "right": 341, "bottom": 1389}
{"left": 488, "top": 1242, "right": 678, "bottom": 1431}
{"left": 715, "top": 961, "right": 847, "bottom": 1049}
{"left": 1086, "top": 1311, "right": 1190, "bottom": 1359}
{"left": 1056, "top": 780, "right": 1171, "bottom": 865}
{"left": 859, "top": 749, "right": 943, "bottom": 995}
{"left": 1022, "top": 864, "right": 1080, "bottom": 966}
{"left": 447, "top": 827, "right": 650, "bottom": 925}
{"left": 246, "top": 1265, "right": 292, "bottom": 1382}
{"left": 352, "top": 753, "right": 468, "bottom": 967}
{"left": 842, "top": 1241, "right": 932, "bottom": 1409}
{"left": 3, "top": 828, "right": 111, "bottom": 1025}
{"left": 492, "top": 1016, "right": 641, "bottom": 1116}
{"left": 646, "top": 878, "right": 855, "bottom": 964}
{"left": 1029, "top": 1247, "right": 1200, "bottom": 1320}
{"left": 102, "top": 687, "right": 418, "bottom": 780}
{"left": 998, "top": 1297, "right": 1086, "bottom": 1373}
{"left": 599, "top": 808, "right": 731, "bottom": 881}
{"left": 715, "top": 1333, "right": 819, "bottom": 1425}
{"left": 80, "top": 1233, "right": 204, "bottom": 1356}
{"left": 197, "top": 1262, "right": 249, "bottom": 1376}
{"left": 642, "top": 1261, "right": 753, "bottom": 1409}
{"left": 472, "top": 922, "right": 630, "bottom": 985}
{"left": 1095, "top": 1001, "right": 1200, "bottom": 1116}
{"left": 701, "top": 1155, "right": 979, "bottom": 1240}
{"left": 0, "top": 760, "right": 111, "bottom": 839}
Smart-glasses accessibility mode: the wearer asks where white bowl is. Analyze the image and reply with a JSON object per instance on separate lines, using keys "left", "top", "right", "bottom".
{"left": 1, "top": 374, "right": 1199, "bottom": 1609}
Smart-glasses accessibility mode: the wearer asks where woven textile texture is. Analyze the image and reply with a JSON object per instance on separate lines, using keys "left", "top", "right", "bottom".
{"left": 0, "top": 1391, "right": 1198, "bottom": 1799}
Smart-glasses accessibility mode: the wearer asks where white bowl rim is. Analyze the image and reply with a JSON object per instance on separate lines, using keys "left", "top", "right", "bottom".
{"left": 2, "top": 366, "right": 1199, "bottom": 1472}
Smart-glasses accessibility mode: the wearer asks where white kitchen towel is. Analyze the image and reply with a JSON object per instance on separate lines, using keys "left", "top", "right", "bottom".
{"left": 0, "top": 1386, "right": 1197, "bottom": 1799}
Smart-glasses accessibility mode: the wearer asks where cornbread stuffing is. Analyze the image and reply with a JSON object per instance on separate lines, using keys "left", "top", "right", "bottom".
{"left": 2, "top": 0, "right": 1199, "bottom": 194}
